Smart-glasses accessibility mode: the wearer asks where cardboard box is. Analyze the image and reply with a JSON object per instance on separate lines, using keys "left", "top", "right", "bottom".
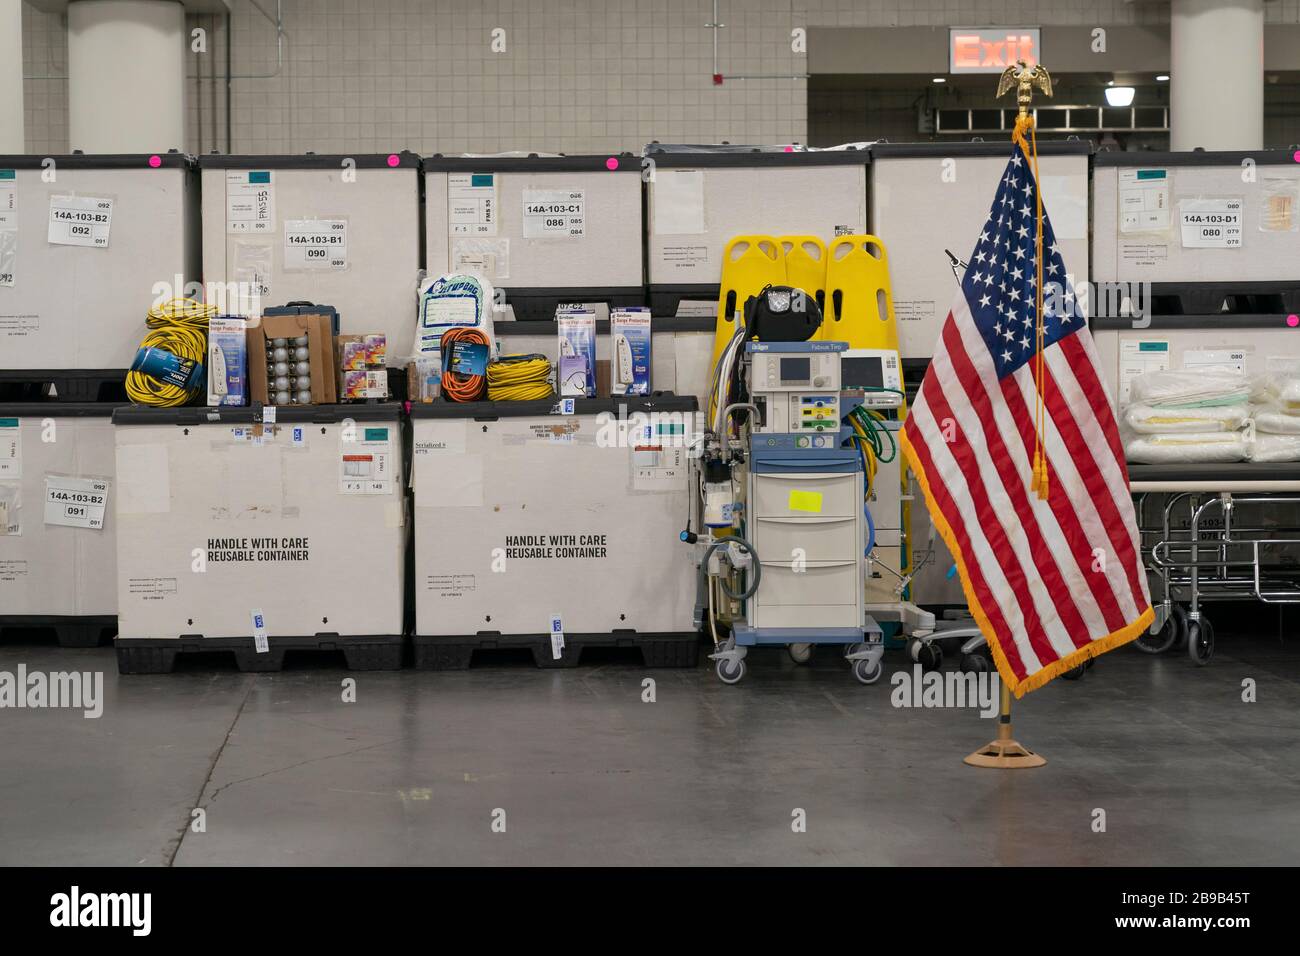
{"left": 407, "top": 359, "right": 441, "bottom": 402}
{"left": 247, "top": 311, "right": 338, "bottom": 405}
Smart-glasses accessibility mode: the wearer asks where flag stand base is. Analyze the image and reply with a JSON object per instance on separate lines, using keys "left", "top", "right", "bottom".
{"left": 964, "top": 682, "right": 1047, "bottom": 769}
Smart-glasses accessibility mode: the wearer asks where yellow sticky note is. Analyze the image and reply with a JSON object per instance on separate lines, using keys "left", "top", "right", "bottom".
{"left": 788, "top": 489, "right": 823, "bottom": 513}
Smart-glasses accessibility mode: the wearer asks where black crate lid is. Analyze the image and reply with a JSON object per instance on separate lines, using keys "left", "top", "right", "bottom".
{"left": 409, "top": 394, "right": 698, "bottom": 419}
{"left": 112, "top": 403, "right": 403, "bottom": 426}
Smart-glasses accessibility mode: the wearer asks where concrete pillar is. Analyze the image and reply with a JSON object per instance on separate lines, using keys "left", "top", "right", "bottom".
{"left": 0, "top": 0, "right": 24, "bottom": 153}
{"left": 1170, "top": 0, "right": 1264, "bottom": 151}
{"left": 68, "top": 0, "right": 185, "bottom": 153}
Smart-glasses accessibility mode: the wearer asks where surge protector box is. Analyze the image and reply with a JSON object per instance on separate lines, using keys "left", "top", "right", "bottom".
{"left": 610, "top": 308, "right": 651, "bottom": 396}
{"left": 208, "top": 316, "right": 248, "bottom": 406}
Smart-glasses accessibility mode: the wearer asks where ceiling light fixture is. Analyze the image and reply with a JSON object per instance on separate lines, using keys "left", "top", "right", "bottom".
{"left": 1105, "top": 86, "right": 1136, "bottom": 107}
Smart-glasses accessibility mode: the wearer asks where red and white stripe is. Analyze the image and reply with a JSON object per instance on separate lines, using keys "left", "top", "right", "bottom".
{"left": 902, "top": 291, "right": 1153, "bottom": 694}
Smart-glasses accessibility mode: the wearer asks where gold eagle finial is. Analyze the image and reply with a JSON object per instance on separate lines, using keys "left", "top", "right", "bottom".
{"left": 996, "top": 60, "right": 1052, "bottom": 117}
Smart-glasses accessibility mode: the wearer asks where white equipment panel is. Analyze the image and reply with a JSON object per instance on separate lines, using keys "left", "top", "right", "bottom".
{"left": 0, "top": 405, "right": 119, "bottom": 617}
{"left": 113, "top": 405, "right": 406, "bottom": 640}
{"left": 199, "top": 155, "right": 421, "bottom": 365}
{"left": 0, "top": 154, "right": 197, "bottom": 370}
{"left": 871, "top": 142, "right": 1090, "bottom": 360}
{"left": 747, "top": 470, "right": 866, "bottom": 629}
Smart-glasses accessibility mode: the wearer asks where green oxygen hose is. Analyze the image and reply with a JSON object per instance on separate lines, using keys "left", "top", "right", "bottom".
{"left": 849, "top": 403, "right": 898, "bottom": 464}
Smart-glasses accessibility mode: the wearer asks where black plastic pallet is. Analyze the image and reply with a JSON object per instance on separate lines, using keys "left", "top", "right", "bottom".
{"left": 648, "top": 284, "right": 720, "bottom": 320}
{"left": 412, "top": 631, "right": 701, "bottom": 670}
{"left": 115, "top": 634, "right": 406, "bottom": 674}
{"left": 0, "top": 369, "right": 128, "bottom": 403}
{"left": 0, "top": 615, "right": 117, "bottom": 648}
{"left": 1119, "top": 282, "right": 1300, "bottom": 318}
{"left": 501, "top": 286, "right": 648, "bottom": 322}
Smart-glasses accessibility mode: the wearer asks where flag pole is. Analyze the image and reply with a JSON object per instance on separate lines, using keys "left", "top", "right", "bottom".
{"left": 961, "top": 60, "right": 1054, "bottom": 769}
{"left": 964, "top": 677, "right": 1046, "bottom": 768}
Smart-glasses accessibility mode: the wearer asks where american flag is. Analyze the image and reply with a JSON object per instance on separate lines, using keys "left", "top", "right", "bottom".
{"left": 899, "top": 144, "right": 1154, "bottom": 696}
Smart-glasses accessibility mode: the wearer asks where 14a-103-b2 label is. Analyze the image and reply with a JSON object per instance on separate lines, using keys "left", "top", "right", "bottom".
{"left": 47, "top": 196, "right": 114, "bottom": 248}
{"left": 44, "top": 475, "right": 108, "bottom": 530}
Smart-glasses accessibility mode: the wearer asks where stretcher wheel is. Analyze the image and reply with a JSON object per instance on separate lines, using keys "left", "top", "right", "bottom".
{"left": 1135, "top": 609, "right": 1179, "bottom": 655}
{"left": 960, "top": 652, "right": 991, "bottom": 674}
{"left": 1061, "top": 663, "right": 1087, "bottom": 680}
{"left": 916, "top": 641, "right": 943, "bottom": 672}
{"left": 852, "top": 658, "right": 883, "bottom": 685}
{"left": 716, "top": 657, "right": 746, "bottom": 685}
{"left": 788, "top": 643, "right": 813, "bottom": 664}
{"left": 1187, "top": 617, "right": 1215, "bottom": 666}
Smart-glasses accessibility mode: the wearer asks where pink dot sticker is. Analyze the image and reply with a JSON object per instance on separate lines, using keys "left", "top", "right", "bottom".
{"left": 386, "top": 154, "right": 400, "bottom": 167}
{"left": 1294, "top": 150, "right": 1300, "bottom": 163}
{"left": 784, "top": 145, "right": 794, "bottom": 152}
{"left": 148, "top": 155, "right": 161, "bottom": 168}
{"left": 605, "top": 157, "right": 619, "bottom": 171}
{"left": 1288, "top": 314, "right": 1299, "bottom": 327}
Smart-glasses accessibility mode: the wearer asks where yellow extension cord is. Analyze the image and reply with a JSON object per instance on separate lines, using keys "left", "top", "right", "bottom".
{"left": 487, "top": 354, "right": 553, "bottom": 401}
{"left": 125, "top": 298, "right": 219, "bottom": 407}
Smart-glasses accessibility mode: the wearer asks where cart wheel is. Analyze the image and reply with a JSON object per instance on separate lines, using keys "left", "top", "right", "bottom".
{"left": 788, "top": 643, "right": 813, "bottom": 664}
{"left": 1187, "top": 617, "right": 1215, "bottom": 666}
{"left": 716, "top": 657, "right": 746, "bottom": 685}
{"left": 960, "top": 652, "right": 991, "bottom": 674}
{"left": 1135, "top": 610, "right": 1178, "bottom": 655}
{"left": 1171, "top": 605, "right": 1190, "bottom": 650}
{"left": 852, "top": 658, "right": 883, "bottom": 685}
{"left": 1061, "top": 662, "right": 1087, "bottom": 680}
{"left": 916, "top": 641, "right": 943, "bottom": 672}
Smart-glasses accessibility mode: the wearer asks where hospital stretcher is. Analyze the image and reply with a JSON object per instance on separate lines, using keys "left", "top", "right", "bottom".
{"left": 1129, "top": 463, "right": 1300, "bottom": 666}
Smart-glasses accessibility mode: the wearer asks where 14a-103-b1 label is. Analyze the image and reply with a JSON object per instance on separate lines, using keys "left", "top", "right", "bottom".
{"left": 284, "top": 219, "right": 348, "bottom": 270}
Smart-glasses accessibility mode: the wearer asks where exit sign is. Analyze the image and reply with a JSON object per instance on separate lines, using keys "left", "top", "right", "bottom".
{"left": 949, "top": 28, "right": 1040, "bottom": 74}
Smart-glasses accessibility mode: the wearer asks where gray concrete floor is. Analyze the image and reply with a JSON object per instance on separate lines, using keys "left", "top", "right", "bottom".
{"left": 1, "top": 633, "right": 1297, "bottom": 866}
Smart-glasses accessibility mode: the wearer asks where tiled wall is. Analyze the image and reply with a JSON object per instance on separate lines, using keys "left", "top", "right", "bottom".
{"left": 19, "top": 0, "right": 1300, "bottom": 156}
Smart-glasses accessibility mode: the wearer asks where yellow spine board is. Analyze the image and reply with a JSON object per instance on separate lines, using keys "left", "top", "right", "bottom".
{"left": 821, "top": 235, "right": 916, "bottom": 602}
{"left": 710, "top": 236, "right": 786, "bottom": 378}
{"left": 819, "top": 234, "right": 899, "bottom": 353}
{"left": 778, "top": 235, "right": 828, "bottom": 320}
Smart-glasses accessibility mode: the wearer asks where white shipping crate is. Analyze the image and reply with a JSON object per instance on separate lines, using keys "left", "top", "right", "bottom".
{"left": 1093, "top": 150, "right": 1300, "bottom": 287}
{"left": 490, "top": 317, "right": 714, "bottom": 405}
{"left": 871, "top": 142, "right": 1091, "bottom": 360}
{"left": 199, "top": 155, "right": 421, "bottom": 364}
{"left": 410, "top": 397, "right": 698, "bottom": 651}
{"left": 112, "top": 405, "right": 406, "bottom": 644}
{"left": 0, "top": 154, "right": 198, "bottom": 372}
{"left": 424, "top": 155, "right": 645, "bottom": 321}
{"left": 1092, "top": 316, "right": 1300, "bottom": 410}
{"left": 0, "top": 405, "right": 120, "bottom": 636}
{"left": 645, "top": 148, "right": 869, "bottom": 312}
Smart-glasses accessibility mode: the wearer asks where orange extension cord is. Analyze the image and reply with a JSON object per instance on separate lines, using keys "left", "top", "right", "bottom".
{"left": 440, "top": 326, "right": 491, "bottom": 402}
